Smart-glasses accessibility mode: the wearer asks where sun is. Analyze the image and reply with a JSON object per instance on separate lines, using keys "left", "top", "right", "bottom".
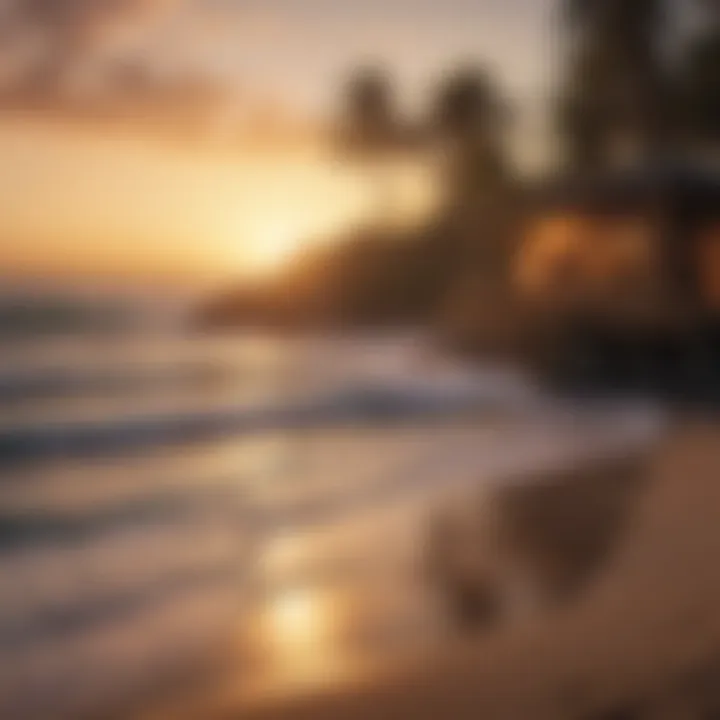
{"left": 217, "top": 153, "right": 441, "bottom": 281}
{"left": 244, "top": 220, "right": 304, "bottom": 276}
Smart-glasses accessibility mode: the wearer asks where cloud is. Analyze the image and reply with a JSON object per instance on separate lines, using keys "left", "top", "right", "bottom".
{"left": 0, "top": 0, "right": 184, "bottom": 96}
{"left": 15, "top": 0, "right": 179, "bottom": 34}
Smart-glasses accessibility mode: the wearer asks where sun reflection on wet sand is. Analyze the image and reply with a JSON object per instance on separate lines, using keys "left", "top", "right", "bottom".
{"left": 241, "top": 583, "right": 359, "bottom": 701}
{"left": 265, "top": 588, "right": 335, "bottom": 667}
{"left": 235, "top": 516, "right": 444, "bottom": 706}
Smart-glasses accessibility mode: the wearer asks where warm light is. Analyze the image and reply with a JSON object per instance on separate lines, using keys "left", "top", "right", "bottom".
{"left": 228, "top": 158, "right": 440, "bottom": 279}
{"left": 244, "top": 220, "right": 305, "bottom": 276}
{"left": 257, "top": 584, "right": 346, "bottom": 688}
{"left": 0, "top": 120, "right": 442, "bottom": 282}
{"left": 515, "top": 214, "right": 591, "bottom": 294}
{"left": 698, "top": 224, "right": 720, "bottom": 308}
{"left": 515, "top": 213, "right": 660, "bottom": 305}
{"left": 269, "top": 588, "right": 323, "bottom": 649}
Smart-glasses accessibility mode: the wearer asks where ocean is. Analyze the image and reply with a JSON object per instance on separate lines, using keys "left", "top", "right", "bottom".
{"left": 0, "top": 332, "right": 666, "bottom": 719}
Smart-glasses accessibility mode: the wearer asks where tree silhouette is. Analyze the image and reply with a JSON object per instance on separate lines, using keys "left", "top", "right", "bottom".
{"left": 558, "top": 0, "right": 672, "bottom": 171}
{"left": 431, "top": 65, "right": 510, "bottom": 205}
{"left": 679, "top": 4, "right": 720, "bottom": 149}
{"left": 335, "top": 66, "right": 403, "bottom": 225}
{"left": 339, "top": 66, "right": 398, "bottom": 158}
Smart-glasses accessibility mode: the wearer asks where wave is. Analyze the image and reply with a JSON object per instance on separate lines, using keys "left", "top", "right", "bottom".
{"left": 0, "top": 376, "right": 531, "bottom": 465}
{"left": 0, "top": 362, "right": 230, "bottom": 403}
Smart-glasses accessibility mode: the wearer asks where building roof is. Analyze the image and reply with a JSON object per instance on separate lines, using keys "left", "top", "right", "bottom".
{"left": 531, "top": 163, "right": 720, "bottom": 216}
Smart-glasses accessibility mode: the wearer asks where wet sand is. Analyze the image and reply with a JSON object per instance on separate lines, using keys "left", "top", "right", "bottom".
{"left": 143, "top": 421, "right": 720, "bottom": 720}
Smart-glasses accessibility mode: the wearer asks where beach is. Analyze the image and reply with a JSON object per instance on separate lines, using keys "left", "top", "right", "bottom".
{"left": 144, "top": 420, "right": 720, "bottom": 720}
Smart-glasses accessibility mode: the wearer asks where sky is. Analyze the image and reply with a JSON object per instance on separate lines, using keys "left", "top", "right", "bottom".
{"left": 195, "top": 0, "right": 556, "bottom": 111}
{"left": 0, "top": 0, "right": 556, "bottom": 107}
{"left": 0, "top": 118, "right": 440, "bottom": 285}
{"left": 0, "top": 0, "right": 558, "bottom": 288}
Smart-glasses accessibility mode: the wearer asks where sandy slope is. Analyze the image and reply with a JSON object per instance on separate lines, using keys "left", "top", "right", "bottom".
{"left": 209, "top": 421, "right": 720, "bottom": 720}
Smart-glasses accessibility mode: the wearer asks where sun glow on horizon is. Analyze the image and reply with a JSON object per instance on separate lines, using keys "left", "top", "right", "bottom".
{"left": 202, "top": 151, "right": 442, "bottom": 280}
{"left": 0, "top": 119, "right": 441, "bottom": 284}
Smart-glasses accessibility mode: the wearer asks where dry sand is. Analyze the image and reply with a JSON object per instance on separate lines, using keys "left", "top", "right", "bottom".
{"left": 213, "top": 421, "right": 720, "bottom": 720}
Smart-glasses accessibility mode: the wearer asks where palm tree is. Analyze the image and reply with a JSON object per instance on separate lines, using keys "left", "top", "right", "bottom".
{"left": 428, "top": 65, "right": 517, "bottom": 337}
{"left": 558, "top": 0, "right": 672, "bottom": 171}
{"left": 431, "top": 65, "right": 510, "bottom": 206}
{"left": 340, "top": 67, "right": 397, "bottom": 158}
{"left": 679, "top": 1, "right": 720, "bottom": 150}
{"left": 336, "top": 66, "right": 402, "bottom": 225}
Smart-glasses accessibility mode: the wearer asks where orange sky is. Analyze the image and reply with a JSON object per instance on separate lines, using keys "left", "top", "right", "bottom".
{"left": 0, "top": 0, "right": 556, "bottom": 288}
{"left": 0, "top": 117, "right": 439, "bottom": 286}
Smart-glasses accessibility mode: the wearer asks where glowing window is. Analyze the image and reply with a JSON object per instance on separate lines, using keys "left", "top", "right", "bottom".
{"left": 515, "top": 215, "right": 595, "bottom": 294}
{"left": 697, "top": 223, "right": 720, "bottom": 308}
{"left": 587, "top": 217, "right": 657, "bottom": 287}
